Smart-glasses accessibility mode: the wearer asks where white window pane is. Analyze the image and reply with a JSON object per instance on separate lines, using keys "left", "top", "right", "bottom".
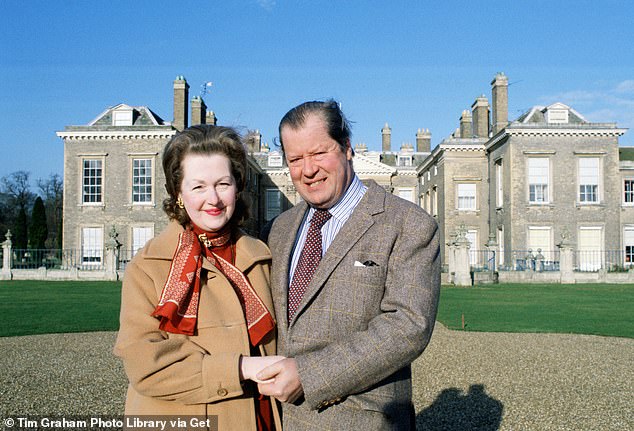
{"left": 133, "top": 227, "right": 154, "bottom": 255}
{"left": 578, "top": 227, "right": 602, "bottom": 271}
{"left": 132, "top": 158, "right": 152, "bottom": 203}
{"left": 457, "top": 183, "right": 476, "bottom": 210}
{"left": 399, "top": 188, "right": 414, "bottom": 202}
{"left": 82, "top": 227, "right": 103, "bottom": 264}
{"left": 528, "top": 158, "right": 549, "bottom": 203}
{"left": 82, "top": 159, "right": 103, "bottom": 203}
{"left": 528, "top": 227, "right": 551, "bottom": 260}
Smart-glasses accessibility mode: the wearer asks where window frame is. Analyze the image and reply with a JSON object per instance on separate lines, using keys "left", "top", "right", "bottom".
{"left": 457, "top": 183, "right": 477, "bottom": 211}
{"left": 131, "top": 157, "right": 154, "bottom": 204}
{"left": 527, "top": 157, "right": 550, "bottom": 204}
{"left": 131, "top": 225, "right": 154, "bottom": 256}
{"left": 81, "top": 226, "right": 103, "bottom": 266}
{"left": 80, "top": 156, "right": 105, "bottom": 205}
{"left": 578, "top": 157, "right": 601, "bottom": 204}
{"left": 624, "top": 178, "right": 634, "bottom": 205}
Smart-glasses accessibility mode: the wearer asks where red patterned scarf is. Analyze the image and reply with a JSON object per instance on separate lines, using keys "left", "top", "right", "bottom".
{"left": 152, "top": 224, "right": 275, "bottom": 346}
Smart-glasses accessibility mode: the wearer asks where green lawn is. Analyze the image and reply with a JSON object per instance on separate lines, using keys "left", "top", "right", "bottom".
{"left": 437, "top": 283, "right": 634, "bottom": 338}
{"left": 1, "top": 281, "right": 633, "bottom": 338}
{"left": 0, "top": 280, "right": 122, "bottom": 337}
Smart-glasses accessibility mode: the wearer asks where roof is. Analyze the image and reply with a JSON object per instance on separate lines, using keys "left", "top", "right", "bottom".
{"left": 87, "top": 103, "right": 168, "bottom": 127}
{"left": 513, "top": 102, "right": 587, "bottom": 125}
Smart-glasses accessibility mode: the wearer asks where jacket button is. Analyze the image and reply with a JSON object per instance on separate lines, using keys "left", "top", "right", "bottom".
{"left": 217, "top": 387, "right": 228, "bottom": 397}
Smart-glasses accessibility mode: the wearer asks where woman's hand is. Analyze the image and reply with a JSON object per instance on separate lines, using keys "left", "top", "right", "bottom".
{"left": 239, "top": 355, "right": 286, "bottom": 383}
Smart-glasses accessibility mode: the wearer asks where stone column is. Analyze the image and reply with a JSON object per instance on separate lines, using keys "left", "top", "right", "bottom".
{"left": 485, "top": 233, "right": 498, "bottom": 272}
{"left": 557, "top": 228, "right": 575, "bottom": 283}
{"left": 453, "top": 226, "right": 472, "bottom": 286}
{"left": 1, "top": 230, "right": 12, "bottom": 280}
{"left": 104, "top": 226, "right": 121, "bottom": 281}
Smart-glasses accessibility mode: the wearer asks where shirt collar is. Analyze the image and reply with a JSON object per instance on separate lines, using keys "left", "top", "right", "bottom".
{"left": 307, "top": 174, "right": 367, "bottom": 223}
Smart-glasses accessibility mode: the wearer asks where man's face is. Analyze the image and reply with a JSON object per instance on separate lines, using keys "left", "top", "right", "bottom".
{"left": 282, "top": 114, "right": 353, "bottom": 209}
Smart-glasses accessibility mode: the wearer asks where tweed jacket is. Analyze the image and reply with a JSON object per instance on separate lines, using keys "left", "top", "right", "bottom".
{"left": 114, "top": 221, "right": 281, "bottom": 431}
{"left": 268, "top": 180, "right": 441, "bottom": 430}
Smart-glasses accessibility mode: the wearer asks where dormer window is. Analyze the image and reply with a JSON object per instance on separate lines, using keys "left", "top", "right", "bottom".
{"left": 113, "top": 109, "right": 133, "bottom": 126}
{"left": 268, "top": 153, "right": 283, "bottom": 167}
{"left": 397, "top": 155, "right": 412, "bottom": 167}
{"left": 546, "top": 108, "right": 569, "bottom": 124}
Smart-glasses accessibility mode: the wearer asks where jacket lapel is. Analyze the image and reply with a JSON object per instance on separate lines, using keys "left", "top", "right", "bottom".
{"left": 289, "top": 182, "right": 386, "bottom": 327}
{"left": 274, "top": 201, "right": 309, "bottom": 330}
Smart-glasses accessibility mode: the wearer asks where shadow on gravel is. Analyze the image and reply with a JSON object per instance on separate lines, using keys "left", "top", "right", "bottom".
{"left": 416, "top": 384, "right": 503, "bottom": 430}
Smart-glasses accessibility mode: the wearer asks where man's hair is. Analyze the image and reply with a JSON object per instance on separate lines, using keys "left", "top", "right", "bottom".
{"left": 278, "top": 99, "right": 353, "bottom": 155}
{"left": 162, "top": 124, "right": 249, "bottom": 226}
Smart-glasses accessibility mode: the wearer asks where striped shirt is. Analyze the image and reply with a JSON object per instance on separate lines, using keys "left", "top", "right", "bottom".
{"left": 289, "top": 175, "right": 368, "bottom": 283}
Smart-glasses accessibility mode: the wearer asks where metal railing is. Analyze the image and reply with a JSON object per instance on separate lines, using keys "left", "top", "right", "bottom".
{"left": 10, "top": 249, "right": 105, "bottom": 271}
{"left": 508, "top": 250, "right": 560, "bottom": 272}
{"left": 7, "top": 248, "right": 151, "bottom": 272}
{"left": 574, "top": 250, "right": 633, "bottom": 273}
{"left": 469, "top": 250, "right": 496, "bottom": 272}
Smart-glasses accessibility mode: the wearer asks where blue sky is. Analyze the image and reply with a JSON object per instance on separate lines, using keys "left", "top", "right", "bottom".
{"left": 1, "top": 0, "right": 633, "bottom": 184}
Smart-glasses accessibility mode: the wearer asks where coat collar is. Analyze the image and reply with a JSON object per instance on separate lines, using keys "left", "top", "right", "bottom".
{"left": 143, "top": 220, "right": 271, "bottom": 272}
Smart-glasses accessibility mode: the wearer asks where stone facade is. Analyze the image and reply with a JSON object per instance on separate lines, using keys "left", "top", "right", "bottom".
{"left": 57, "top": 104, "right": 175, "bottom": 266}
{"left": 56, "top": 74, "right": 630, "bottom": 275}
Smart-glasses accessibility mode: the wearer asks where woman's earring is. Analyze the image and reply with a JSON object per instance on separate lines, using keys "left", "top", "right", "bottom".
{"left": 176, "top": 197, "right": 184, "bottom": 209}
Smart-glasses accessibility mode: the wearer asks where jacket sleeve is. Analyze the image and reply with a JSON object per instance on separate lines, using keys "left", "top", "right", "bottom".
{"left": 295, "top": 205, "right": 441, "bottom": 409}
{"left": 113, "top": 260, "right": 244, "bottom": 405}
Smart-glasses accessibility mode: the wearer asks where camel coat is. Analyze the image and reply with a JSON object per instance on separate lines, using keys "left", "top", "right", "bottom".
{"left": 114, "top": 221, "right": 281, "bottom": 431}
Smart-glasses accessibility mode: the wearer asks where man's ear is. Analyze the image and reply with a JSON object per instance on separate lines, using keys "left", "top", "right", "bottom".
{"left": 346, "top": 139, "right": 353, "bottom": 160}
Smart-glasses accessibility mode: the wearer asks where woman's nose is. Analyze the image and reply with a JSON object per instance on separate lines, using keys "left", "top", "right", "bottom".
{"left": 205, "top": 188, "right": 220, "bottom": 205}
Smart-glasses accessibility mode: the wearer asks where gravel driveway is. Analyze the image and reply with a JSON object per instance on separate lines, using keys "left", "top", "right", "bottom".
{"left": 1, "top": 324, "right": 632, "bottom": 430}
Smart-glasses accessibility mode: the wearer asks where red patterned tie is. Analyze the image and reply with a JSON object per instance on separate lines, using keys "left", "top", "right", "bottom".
{"left": 288, "top": 209, "right": 332, "bottom": 320}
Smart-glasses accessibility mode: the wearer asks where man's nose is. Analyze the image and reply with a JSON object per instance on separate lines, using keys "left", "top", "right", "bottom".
{"left": 302, "top": 155, "right": 319, "bottom": 176}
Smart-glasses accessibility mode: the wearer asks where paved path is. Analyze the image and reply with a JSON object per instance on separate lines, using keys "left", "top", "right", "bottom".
{"left": 1, "top": 325, "right": 632, "bottom": 430}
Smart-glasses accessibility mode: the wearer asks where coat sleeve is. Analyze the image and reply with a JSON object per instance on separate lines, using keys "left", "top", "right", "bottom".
{"left": 295, "top": 205, "right": 441, "bottom": 409}
{"left": 113, "top": 260, "right": 244, "bottom": 405}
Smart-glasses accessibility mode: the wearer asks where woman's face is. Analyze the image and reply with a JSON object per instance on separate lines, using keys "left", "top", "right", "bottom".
{"left": 179, "top": 153, "right": 237, "bottom": 232}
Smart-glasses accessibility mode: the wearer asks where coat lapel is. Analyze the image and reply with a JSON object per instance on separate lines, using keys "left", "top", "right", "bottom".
{"left": 289, "top": 182, "right": 386, "bottom": 327}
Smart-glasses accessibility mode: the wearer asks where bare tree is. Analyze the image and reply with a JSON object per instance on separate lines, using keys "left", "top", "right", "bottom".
{"left": 1, "top": 171, "right": 35, "bottom": 212}
{"left": 0, "top": 171, "right": 36, "bottom": 246}
{"left": 37, "top": 173, "right": 64, "bottom": 249}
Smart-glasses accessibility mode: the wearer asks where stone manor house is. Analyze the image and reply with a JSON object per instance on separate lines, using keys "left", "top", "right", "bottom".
{"left": 56, "top": 74, "right": 632, "bottom": 275}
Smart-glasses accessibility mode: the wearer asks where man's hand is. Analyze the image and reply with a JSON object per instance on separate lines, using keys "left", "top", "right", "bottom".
{"left": 257, "top": 358, "right": 304, "bottom": 403}
{"left": 240, "top": 355, "right": 286, "bottom": 383}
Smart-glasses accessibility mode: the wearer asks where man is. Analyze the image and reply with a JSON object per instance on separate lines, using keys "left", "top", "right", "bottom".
{"left": 257, "top": 100, "right": 440, "bottom": 430}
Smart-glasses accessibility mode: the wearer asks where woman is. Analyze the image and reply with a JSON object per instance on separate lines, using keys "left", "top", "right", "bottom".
{"left": 114, "top": 125, "right": 283, "bottom": 430}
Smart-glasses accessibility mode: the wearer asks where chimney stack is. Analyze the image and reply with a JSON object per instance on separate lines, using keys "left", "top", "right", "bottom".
{"left": 416, "top": 128, "right": 431, "bottom": 152}
{"left": 471, "top": 95, "right": 490, "bottom": 138}
{"left": 491, "top": 72, "right": 509, "bottom": 134}
{"left": 191, "top": 96, "right": 207, "bottom": 126}
{"left": 173, "top": 76, "right": 189, "bottom": 132}
{"left": 354, "top": 143, "right": 368, "bottom": 154}
{"left": 382, "top": 123, "right": 391, "bottom": 152}
{"left": 206, "top": 111, "right": 217, "bottom": 126}
{"left": 460, "top": 110, "right": 473, "bottom": 138}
